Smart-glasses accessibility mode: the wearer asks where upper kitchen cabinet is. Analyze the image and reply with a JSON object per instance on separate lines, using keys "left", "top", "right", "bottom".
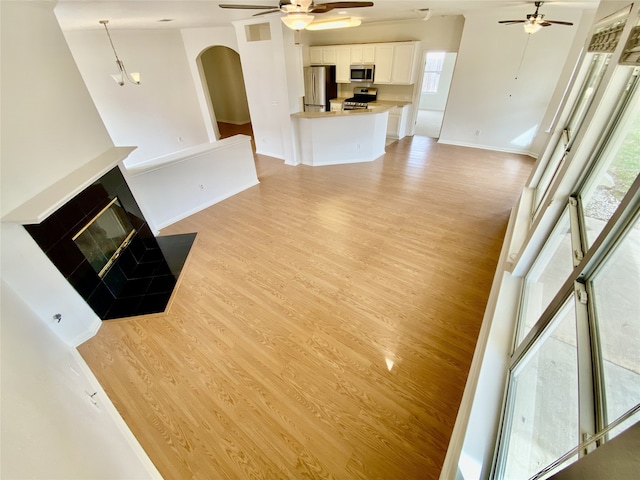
{"left": 310, "top": 41, "right": 420, "bottom": 85}
{"left": 374, "top": 42, "right": 420, "bottom": 85}
{"left": 309, "top": 46, "right": 336, "bottom": 65}
{"left": 336, "top": 47, "right": 351, "bottom": 83}
{"left": 374, "top": 45, "right": 394, "bottom": 83}
{"left": 350, "top": 45, "right": 375, "bottom": 64}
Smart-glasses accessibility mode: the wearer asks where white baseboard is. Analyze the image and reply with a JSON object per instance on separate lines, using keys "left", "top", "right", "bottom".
{"left": 437, "top": 138, "right": 537, "bottom": 158}
{"left": 71, "top": 349, "right": 164, "bottom": 479}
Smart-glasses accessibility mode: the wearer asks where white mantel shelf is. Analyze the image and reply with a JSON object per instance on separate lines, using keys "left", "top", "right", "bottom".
{"left": 1, "top": 146, "right": 136, "bottom": 225}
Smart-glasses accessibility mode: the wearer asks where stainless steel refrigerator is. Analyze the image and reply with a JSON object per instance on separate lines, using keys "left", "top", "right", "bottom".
{"left": 303, "top": 65, "right": 337, "bottom": 112}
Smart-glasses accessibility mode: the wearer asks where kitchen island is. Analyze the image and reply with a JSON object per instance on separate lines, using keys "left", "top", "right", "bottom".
{"left": 292, "top": 106, "right": 393, "bottom": 167}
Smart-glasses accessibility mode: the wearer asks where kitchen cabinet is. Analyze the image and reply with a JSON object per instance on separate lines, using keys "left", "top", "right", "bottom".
{"left": 373, "top": 42, "right": 419, "bottom": 85}
{"left": 373, "top": 45, "right": 394, "bottom": 83}
{"left": 309, "top": 47, "right": 323, "bottom": 65}
{"left": 310, "top": 42, "right": 420, "bottom": 85}
{"left": 309, "top": 46, "right": 336, "bottom": 65}
{"left": 330, "top": 100, "right": 343, "bottom": 112}
{"left": 336, "top": 47, "right": 351, "bottom": 83}
{"left": 369, "top": 104, "right": 410, "bottom": 139}
{"left": 387, "top": 105, "right": 409, "bottom": 139}
{"left": 350, "top": 45, "right": 375, "bottom": 64}
{"left": 391, "top": 44, "right": 417, "bottom": 84}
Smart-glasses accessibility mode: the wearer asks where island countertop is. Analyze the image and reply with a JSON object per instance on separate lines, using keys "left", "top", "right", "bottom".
{"left": 329, "top": 97, "right": 412, "bottom": 107}
{"left": 292, "top": 106, "right": 390, "bottom": 167}
{"left": 292, "top": 104, "right": 395, "bottom": 119}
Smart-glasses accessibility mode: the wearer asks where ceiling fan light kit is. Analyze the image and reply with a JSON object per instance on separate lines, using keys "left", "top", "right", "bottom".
{"left": 523, "top": 19, "right": 543, "bottom": 34}
{"left": 281, "top": 12, "right": 315, "bottom": 29}
{"left": 221, "top": 1, "right": 373, "bottom": 30}
{"left": 499, "top": 2, "right": 573, "bottom": 35}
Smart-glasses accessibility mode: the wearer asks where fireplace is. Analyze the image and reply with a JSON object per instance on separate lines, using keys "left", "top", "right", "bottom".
{"left": 73, "top": 197, "right": 136, "bottom": 278}
{"left": 25, "top": 166, "right": 195, "bottom": 320}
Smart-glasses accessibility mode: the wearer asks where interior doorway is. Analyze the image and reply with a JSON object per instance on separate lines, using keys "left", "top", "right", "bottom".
{"left": 414, "top": 51, "right": 457, "bottom": 139}
{"left": 199, "top": 46, "right": 253, "bottom": 144}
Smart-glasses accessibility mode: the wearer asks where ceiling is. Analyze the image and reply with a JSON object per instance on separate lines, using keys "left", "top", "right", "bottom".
{"left": 54, "top": 0, "right": 600, "bottom": 31}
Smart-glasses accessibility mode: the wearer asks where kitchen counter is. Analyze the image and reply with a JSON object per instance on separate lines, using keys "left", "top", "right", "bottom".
{"left": 329, "top": 97, "right": 412, "bottom": 108}
{"left": 292, "top": 104, "right": 396, "bottom": 119}
{"left": 292, "top": 107, "right": 389, "bottom": 166}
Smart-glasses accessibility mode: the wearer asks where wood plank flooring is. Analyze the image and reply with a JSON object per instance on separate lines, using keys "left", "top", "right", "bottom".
{"left": 78, "top": 136, "right": 533, "bottom": 479}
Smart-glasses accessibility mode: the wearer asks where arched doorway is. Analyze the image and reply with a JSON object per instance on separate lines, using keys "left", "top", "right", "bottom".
{"left": 199, "top": 46, "right": 253, "bottom": 143}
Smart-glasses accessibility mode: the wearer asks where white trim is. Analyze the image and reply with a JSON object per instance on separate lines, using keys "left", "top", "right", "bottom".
{"left": 436, "top": 139, "right": 537, "bottom": 158}
{"left": 69, "top": 316, "right": 103, "bottom": 348}
{"left": 71, "top": 348, "right": 164, "bottom": 479}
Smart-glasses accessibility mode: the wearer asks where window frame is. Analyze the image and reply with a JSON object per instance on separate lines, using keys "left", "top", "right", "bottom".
{"left": 421, "top": 51, "right": 446, "bottom": 94}
{"left": 493, "top": 62, "right": 640, "bottom": 479}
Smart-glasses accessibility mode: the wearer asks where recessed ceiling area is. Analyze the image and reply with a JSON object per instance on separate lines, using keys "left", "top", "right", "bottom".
{"left": 54, "top": 0, "right": 600, "bottom": 31}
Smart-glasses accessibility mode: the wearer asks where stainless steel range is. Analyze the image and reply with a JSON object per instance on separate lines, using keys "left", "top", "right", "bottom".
{"left": 343, "top": 87, "right": 378, "bottom": 110}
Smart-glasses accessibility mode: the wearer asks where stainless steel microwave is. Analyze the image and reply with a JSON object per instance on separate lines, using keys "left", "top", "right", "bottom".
{"left": 350, "top": 64, "right": 375, "bottom": 82}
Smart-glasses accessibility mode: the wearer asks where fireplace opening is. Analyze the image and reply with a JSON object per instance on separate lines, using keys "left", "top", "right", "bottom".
{"left": 72, "top": 197, "right": 136, "bottom": 278}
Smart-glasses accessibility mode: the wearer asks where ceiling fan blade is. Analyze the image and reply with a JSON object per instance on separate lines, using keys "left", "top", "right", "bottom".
{"left": 498, "top": 20, "right": 526, "bottom": 24}
{"left": 219, "top": 4, "right": 279, "bottom": 9}
{"left": 252, "top": 8, "right": 282, "bottom": 16}
{"left": 310, "top": 2, "right": 374, "bottom": 14}
{"left": 545, "top": 20, "right": 574, "bottom": 26}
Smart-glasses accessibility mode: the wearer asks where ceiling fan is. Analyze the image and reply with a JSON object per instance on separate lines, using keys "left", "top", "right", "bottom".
{"left": 220, "top": 1, "right": 374, "bottom": 30}
{"left": 499, "top": 1, "right": 573, "bottom": 34}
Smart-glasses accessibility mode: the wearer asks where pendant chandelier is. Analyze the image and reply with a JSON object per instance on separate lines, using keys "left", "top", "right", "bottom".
{"left": 99, "top": 20, "right": 141, "bottom": 86}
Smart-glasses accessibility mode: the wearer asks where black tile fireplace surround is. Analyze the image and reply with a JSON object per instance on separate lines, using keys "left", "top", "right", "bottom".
{"left": 25, "top": 166, "right": 195, "bottom": 320}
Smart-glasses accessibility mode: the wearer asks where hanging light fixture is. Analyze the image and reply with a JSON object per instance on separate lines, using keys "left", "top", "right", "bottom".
{"left": 523, "top": 18, "right": 542, "bottom": 34}
{"left": 281, "top": 12, "right": 315, "bottom": 30}
{"left": 99, "top": 20, "right": 141, "bottom": 86}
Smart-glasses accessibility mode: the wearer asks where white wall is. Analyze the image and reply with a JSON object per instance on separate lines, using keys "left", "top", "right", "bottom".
{"left": 439, "top": 8, "right": 586, "bottom": 155}
{"left": 1, "top": 282, "right": 161, "bottom": 479}
{"left": 62, "top": 27, "right": 209, "bottom": 166}
{"left": 1, "top": 223, "right": 101, "bottom": 346}
{"left": 234, "top": 17, "right": 303, "bottom": 163}
{"left": 0, "top": 0, "right": 112, "bottom": 344}
{"left": 0, "top": 0, "right": 115, "bottom": 217}
{"left": 124, "top": 136, "right": 259, "bottom": 229}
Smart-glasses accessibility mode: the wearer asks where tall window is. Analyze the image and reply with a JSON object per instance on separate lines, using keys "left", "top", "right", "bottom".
{"left": 422, "top": 52, "right": 446, "bottom": 94}
{"left": 494, "top": 66, "right": 640, "bottom": 480}
{"left": 533, "top": 53, "right": 611, "bottom": 219}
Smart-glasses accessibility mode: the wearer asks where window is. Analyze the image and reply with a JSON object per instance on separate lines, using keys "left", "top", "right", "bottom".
{"left": 580, "top": 88, "right": 640, "bottom": 247}
{"left": 533, "top": 54, "right": 610, "bottom": 219}
{"left": 589, "top": 219, "right": 640, "bottom": 437}
{"left": 517, "top": 209, "right": 574, "bottom": 344}
{"left": 494, "top": 64, "right": 640, "bottom": 479}
{"left": 499, "top": 297, "right": 580, "bottom": 480}
{"left": 422, "top": 52, "right": 445, "bottom": 94}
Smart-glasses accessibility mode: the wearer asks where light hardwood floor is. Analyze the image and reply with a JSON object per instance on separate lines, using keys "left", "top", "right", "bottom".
{"left": 79, "top": 136, "right": 533, "bottom": 479}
